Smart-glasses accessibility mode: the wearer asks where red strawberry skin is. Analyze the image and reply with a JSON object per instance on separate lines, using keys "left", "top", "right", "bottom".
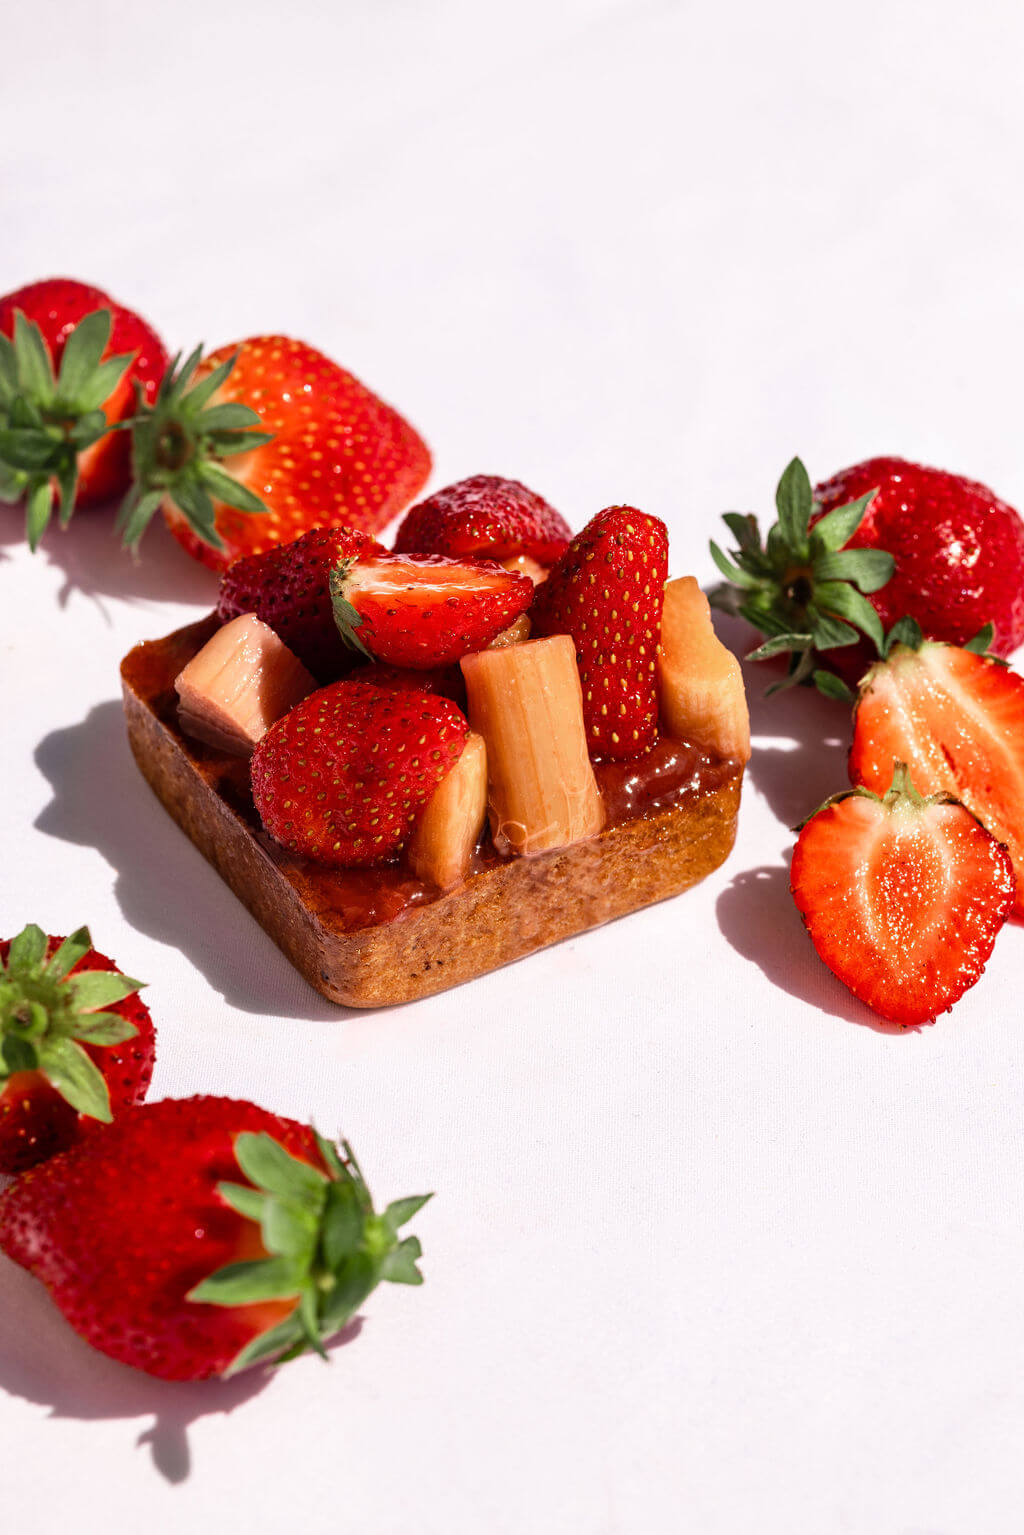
{"left": 393, "top": 475, "right": 572, "bottom": 564}
{"left": 815, "top": 458, "right": 1024, "bottom": 657}
{"left": 0, "top": 1096, "right": 326, "bottom": 1381}
{"left": 850, "top": 642, "right": 1024, "bottom": 914}
{"left": 217, "top": 525, "right": 385, "bottom": 680}
{"left": 791, "top": 779, "right": 1015, "bottom": 1026}
{"left": 334, "top": 552, "right": 534, "bottom": 668}
{"left": 164, "top": 336, "right": 431, "bottom": 572}
{"left": 530, "top": 506, "right": 668, "bottom": 760}
{"left": 0, "top": 937, "right": 155, "bottom": 1175}
{"left": 251, "top": 679, "right": 469, "bottom": 867}
{"left": 0, "top": 278, "right": 167, "bottom": 505}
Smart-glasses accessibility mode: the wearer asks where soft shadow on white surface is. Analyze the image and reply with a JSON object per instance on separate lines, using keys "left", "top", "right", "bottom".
{"left": 32, "top": 702, "right": 348, "bottom": 1021}
{"left": 0, "top": 1252, "right": 362, "bottom": 1485}
{"left": 715, "top": 864, "right": 915, "bottom": 1036}
{"left": 27, "top": 502, "right": 216, "bottom": 614}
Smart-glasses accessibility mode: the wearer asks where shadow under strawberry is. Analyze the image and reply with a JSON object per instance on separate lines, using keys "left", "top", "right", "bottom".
{"left": 31, "top": 701, "right": 349, "bottom": 1022}
{"left": 714, "top": 864, "right": 918, "bottom": 1035}
{"left": 27, "top": 499, "right": 217, "bottom": 612}
{"left": 0, "top": 1247, "right": 359, "bottom": 1484}
{"left": 712, "top": 611, "right": 854, "bottom": 829}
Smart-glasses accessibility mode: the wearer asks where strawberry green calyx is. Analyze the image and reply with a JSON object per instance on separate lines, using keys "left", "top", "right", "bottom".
{"left": 118, "top": 344, "right": 273, "bottom": 553}
{"left": 0, "top": 925, "right": 143, "bottom": 1121}
{"left": 0, "top": 310, "right": 135, "bottom": 548}
{"left": 190, "top": 1131, "right": 431, "bottom": 1376}
{"left": 709, "top": 457, "right": 893, "bottom": 699}
{"left": 796, "top": 760, "right": 961, "bottom": 830}
{"left": 328, "top": 561, "right": 373, "bottom": 657}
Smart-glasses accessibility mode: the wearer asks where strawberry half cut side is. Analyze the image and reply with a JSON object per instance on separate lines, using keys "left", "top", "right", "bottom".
{"left": 850, "top": 637, "right": 1024, "bottom": 915}
{"left": 330, "top": 552, "right": 534, "bottom": 668}
{"left": 790, "top": 764, "right": 1015, "bottom": 1026}
{"left": 0, "top": 924, "right": 151, "bottom": 1171}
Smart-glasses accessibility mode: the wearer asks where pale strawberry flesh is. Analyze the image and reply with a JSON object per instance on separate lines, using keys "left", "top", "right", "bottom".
{"left": 791, "top": 778, "right": 1015, "bottom": 1025}
{"left": 850, "top": 643, "right": 1024, "bottom": 914}
{"left": 332, "top": 552, "right": 534, "bottom": 668}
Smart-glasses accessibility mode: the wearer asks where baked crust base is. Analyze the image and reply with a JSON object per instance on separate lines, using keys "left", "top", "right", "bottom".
{"left": 121, "top": 619, "right": 744, "bottom": 1007}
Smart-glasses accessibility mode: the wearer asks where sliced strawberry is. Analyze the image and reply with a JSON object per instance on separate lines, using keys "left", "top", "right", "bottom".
{"left": 850, "top": 641, "right": 1024, "bottom": 915}
{"left": 217, "top": 525, "right": 385, "bottom": 680}
{"left": 530, "top": 506, "right": 668, "bottom": 760}
{"left": 791, "top": 765, "right": 1015, "bottom": 1025}
{"left": 251, "top": 678, "right": 469, "bottom": 867}
{"left": 329, "top": 552, "right": 534, "bottom": 669}
{"left": 393, "top": 475, "right": 572, "bottom": 564}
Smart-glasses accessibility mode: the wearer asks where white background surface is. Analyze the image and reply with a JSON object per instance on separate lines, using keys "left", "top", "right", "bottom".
{"left": 3, "top": 2, "right": 1024, "bottom": 1531}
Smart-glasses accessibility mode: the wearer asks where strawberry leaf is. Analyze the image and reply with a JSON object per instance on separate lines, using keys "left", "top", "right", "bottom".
{"left": 6, "top": 923, "right": 48, "bottom": 974}
{"left": 775, "top": 457, "right": 813, "bottom": 554}
{"left": 44, "top": 927, "right": 92, "bottom": 981}
{"left": 188, "top": 1256, "right": 305, "bottom": 1306}
{"left": 67, "top": 970, "right": 143, "bottom": 1012}
{"left": 35, "top": 1038, "right": 112, "bottom": 1122}
{"left": 233, "top": 1131, "right": 328, "bottom": 1205}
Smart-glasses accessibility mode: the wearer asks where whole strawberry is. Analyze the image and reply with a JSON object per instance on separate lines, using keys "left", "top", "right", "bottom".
{"left": 0, "top": 924, "right": 154, "bottom": 1173}
{"left": 710, "top": 456, "right": 1024, "bottom": 697}
{"left": 0, "top": 278, "right": 167, "bottom": 544}
{"left": 119, "top": 336, "right": 431, "bottom": 571}
{"left": 791, "top": 763, "right": 1015, "bottom": 1026}
{"left": 0, "top": 1095, "right": 430, "bottom": 1381}
{"left": 849, "top": 628, "right": 1024, "bottom": 914}
{"left": 530, "top": 506, "right": 668, "bottom": 759}
{"left": 817, "top": 457, "right": 1024, "bottom": 657}
{"left": 330, "top": 551, "right": 534, "bottom": 668}
{"left": 251, "top": 678, "right": 469, "bottom": 866}
{"left": 218, "top": 525, "right": 386, "bottom": 680}
{"left": 393, "top": 474, "right": 572, "bottom": 565}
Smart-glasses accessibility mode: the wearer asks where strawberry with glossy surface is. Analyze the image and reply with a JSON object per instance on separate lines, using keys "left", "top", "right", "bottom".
{"left": 393, "top": 474, "right": 572, "bottom": 565}
{"left": 251, "top": 678, "right": 469, "bottom": 866}
{"left": 218, "top": 525, "right": 385, "bottom": 680}
{"left": 710, "top": 456, "right": 1024, "bottom": 696}
{"left": 0, "top": 1095, "right": 430, "bottom": 1380}
{"left": 0, "top": 924, "right": 154, "bottom": 1173}
{"left": 330, "top": 551, "right": 534, "bottom": 668}
{"left": 791, "top": 764, "right": 1015, "bottom": 1026}
{"left": 817, "top": 457, "right": 1024, "bottom": 657}
{"left": 120, "top": 337, "right": 431, "bottom": 571}
{"left": 530, "top": 505, "right": 668, "bottom": 759}
{"left": 850, "top": 633, "right": 1024, "bottom": 913}
{"left": 0, "top": 278, "right": 167, "bottom": 544}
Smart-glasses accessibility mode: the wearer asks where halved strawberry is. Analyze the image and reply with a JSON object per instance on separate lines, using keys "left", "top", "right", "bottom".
{"left": 530, "top": 506, "right": 668, "bottom": 760}
{"left": 393, "top": 475, "right": 572, "bottom": 565}
{"left": 251, "top": 678, "right": 469, "bottom": 867}
{"left": 850, "top": 639, "right": 1024, "bottom": 914}
{"left": 329, "top": 552, "right": 534, "bottom": 669}
{"left": 791, "top": 764, "right": 1015, "bottom": 1026}
{"left": 217, "top": 525, "right": 385, "bottom": 680}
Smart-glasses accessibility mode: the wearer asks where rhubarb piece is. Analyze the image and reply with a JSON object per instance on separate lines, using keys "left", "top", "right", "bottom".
{"left": 407, "top": 732, "right": 488, "bottom": 890}
{"left": 489, "top": 614, "right": 531, "bottom": 649}
{"left": 175, "top": 614, "right": 315, "bottom": 756}
{"left": 658, "top": 578, "right": 750, "bottom": 763}
{"left": 461, "top": 635, "right": 606, "bottom": 856}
